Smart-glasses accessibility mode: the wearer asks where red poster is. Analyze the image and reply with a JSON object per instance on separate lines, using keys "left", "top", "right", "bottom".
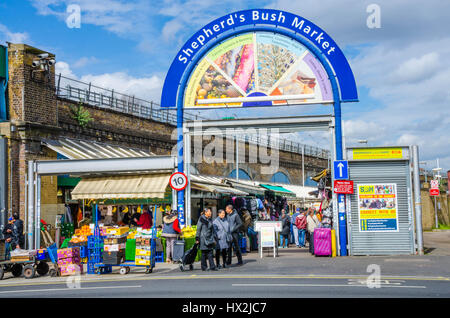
{"left": 429, "top": 188, "right": 440, "bottom": 196}
{"left": 334, "top": 180, "right": 354, "bottom": 194}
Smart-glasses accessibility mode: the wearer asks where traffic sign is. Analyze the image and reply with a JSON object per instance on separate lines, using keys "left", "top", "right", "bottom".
{"left": 333, "top": 160, "right": 349, "bottom": 180}
{"left": 430, "top": 179, "right": 439, "bottom": 189}
{"left": 334, "top": 180, "right": 354, "bottom": 194}
{"left": 430, "top": 188, "right": 440, "bottom": 196}
{"left": 169, "top": 172, "right": 188, "bottom": 191}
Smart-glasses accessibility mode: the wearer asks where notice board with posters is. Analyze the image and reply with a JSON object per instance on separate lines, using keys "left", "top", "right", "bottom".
{"left": 357, "top": 183, "right": 399, "bottom": 232}
{"left": 346, "top": 146, "right": 415, "bottom": 256}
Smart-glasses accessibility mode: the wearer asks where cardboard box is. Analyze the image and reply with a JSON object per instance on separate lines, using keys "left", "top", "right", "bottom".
{"left": 57, "top": 256, "right": 81, "bottom": 266}
{"left": 104, "top": 243, "right": 126, "bottom": 252}
{"left": 106, "top": 227, "right": 129, "bottom": 236}
{"left": 135, "top": 259, "right": 151, "bottom": 266}
{"left": 57, "top": 247, "right": 80, "bottom": 260}
{"left": 60, "top": 264, "right": 83, "bottom": 276}
{"left": 104, "top": 236, "right": 127, "bottom": 245}
{"left": 135, "top": 249, "right": 151, "bottom": 256}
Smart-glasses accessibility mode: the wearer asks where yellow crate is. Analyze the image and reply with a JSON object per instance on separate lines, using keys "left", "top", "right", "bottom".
{"left": 135, "top": 249, "right": 151, "bottom": 256}
{"left": 135, "top": 259, "right": 151, "bottom": 266}
{"left": 106, "top": 227, "right": 129, "bottom": 236}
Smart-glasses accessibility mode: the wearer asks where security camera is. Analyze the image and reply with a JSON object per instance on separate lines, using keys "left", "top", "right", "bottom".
{"left": 32, "top": 60, "right": 41, "bottom": 67}
{"left": 37, "top": 53, "right": 49, "bottom": 59}
{"left": 48, "top": 59, "right": 56, "bottom": 66}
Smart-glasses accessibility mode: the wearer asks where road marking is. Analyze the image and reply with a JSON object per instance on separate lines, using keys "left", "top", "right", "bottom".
{"left": 0, "top": 285, "right": 142, "bottom": 294}
{"left": 0, "top": 274, "right": 448, "bottom": 288}
{"left": 232, "top": 283, "right": 426, "bottom": 289}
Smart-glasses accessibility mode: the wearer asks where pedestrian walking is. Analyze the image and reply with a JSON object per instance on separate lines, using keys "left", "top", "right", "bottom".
{"left": 225, "top": 204, "right": 243, "bottom": 266}
{"left": 196, "top": 208, "right": 217, "bottom": 271}
{"left": 295, "top": 211, "right": 307, "bottom": 247}
{"left": 291, "top": 208, "right": 301, "bottom": 247}
{"left": 279, "top": 210, "right": 290, "bottom": 248}
{"left": 161, "top": 210, "right": 181, "bottom": 263}
{"left": 213, "top": 209, "right": 231, "bottom": 269}
{"left": 307, "top": 209, "right": 319, "bottom": 254}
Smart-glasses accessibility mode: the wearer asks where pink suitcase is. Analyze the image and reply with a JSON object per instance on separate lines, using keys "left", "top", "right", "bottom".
{"left": 314, "top": 228, "right": 332, "bottom": 256}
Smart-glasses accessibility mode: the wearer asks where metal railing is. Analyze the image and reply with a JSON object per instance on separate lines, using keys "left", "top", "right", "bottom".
{"left": 55, "top": 73, "right": 330, "bottom": 159}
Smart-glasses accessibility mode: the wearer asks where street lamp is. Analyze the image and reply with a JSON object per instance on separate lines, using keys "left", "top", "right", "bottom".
{"left": 431, "top": 159, "right": 442, "bottom": 229}
{"left": 419, "top": 161, "right": 427, "bottom": 183}
{"left": 357, "top": 139, "right": 368, "bottom": 146}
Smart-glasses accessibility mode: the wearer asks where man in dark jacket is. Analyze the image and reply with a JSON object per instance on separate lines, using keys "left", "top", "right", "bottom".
{"left": 225, "top": 204, "right": 243, "bottom": 266}
{"left": 2, "top": 217, "right": 19, "bottom": 259}
{"left": 196, "top": 208, "right": 217, "bottom": 271}
{"left": 12, "top": 213, "right": 24, "bottom": 249}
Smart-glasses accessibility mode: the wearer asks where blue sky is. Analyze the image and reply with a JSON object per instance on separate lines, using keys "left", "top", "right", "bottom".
{"left": 1, "top": 0, "right": 449, "bottom": 173}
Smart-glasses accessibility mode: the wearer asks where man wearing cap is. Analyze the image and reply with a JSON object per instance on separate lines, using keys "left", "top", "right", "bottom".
{"left": 2, "top": 217, "right": 19, "bottom": 259}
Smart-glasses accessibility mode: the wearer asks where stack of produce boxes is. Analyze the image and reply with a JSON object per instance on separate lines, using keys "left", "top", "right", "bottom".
{"left": 57, "top": 247, "right": 83, "bottom": 276}
{"left": 102, "top": 226, "right": 129, "bottom": 265}
{"left": 135, "top": 236, "right": 152, "bottom": 266}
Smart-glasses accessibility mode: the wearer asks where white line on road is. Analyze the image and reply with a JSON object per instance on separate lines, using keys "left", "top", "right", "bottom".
{"left": 0, "top": 285, "right": 142, "bottom": 294}
{"left": 232, "top": 284, "right": 426, "bottom": 289}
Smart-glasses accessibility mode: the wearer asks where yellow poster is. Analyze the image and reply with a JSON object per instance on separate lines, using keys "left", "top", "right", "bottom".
{"left": 352, "top": 148, "right": 403, "bottom": 160}
{"left": 358, "top": 183, "right": 399, "bottom": 232}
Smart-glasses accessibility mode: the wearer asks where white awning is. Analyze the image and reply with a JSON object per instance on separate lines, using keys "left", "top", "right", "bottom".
{"left": 42, "top": 137, "right": 153, "bottom": 160}
{"left": 71, "top": 173, "right": 171, "bottom": 200}
{"left": 190, "top": 175, "right": 249, "bottom": 196}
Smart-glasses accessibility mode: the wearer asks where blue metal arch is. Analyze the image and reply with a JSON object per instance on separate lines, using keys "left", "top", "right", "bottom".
{"left": 174, "top": 23, "right": 349, "bottom": 256}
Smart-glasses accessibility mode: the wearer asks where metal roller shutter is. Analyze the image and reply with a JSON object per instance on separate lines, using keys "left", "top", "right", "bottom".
{"left": 348, "top": 160, "right": 414, "bottom": 255}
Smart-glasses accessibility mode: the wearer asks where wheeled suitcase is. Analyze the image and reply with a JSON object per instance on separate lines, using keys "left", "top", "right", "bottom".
{"left": 172, "top": 240, "right": 185, "bottom": 262}
{"left": 314, "top": 228, "right": 332, "bottom": 256}
{"left": 179, "top": 242, "right": 199, "bottom": 271}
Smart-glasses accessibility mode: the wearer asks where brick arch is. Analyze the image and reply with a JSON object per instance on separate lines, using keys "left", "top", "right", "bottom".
{"left": 269, "top": 168, "right": 292, "bottom": 184}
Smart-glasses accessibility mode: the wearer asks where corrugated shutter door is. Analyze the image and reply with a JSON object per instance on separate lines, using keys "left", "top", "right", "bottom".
{"left": 348, "top": 160, "right": 414, "bottom": 255}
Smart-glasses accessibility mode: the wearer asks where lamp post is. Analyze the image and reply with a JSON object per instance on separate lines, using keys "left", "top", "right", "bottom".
{"left": 432, "top": 160, "right": 442, "bottom": 229}
{"left": 419, "top": 161, "right": 427, "bottom": 183}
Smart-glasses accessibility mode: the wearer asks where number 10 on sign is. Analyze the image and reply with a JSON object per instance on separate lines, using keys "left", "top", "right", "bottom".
{"left": 170, "top": 172, "right": 188, "bottom": 191}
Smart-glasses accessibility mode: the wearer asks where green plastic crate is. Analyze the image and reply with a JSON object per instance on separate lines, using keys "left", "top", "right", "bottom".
{"left": 125, "top": 239, "right": 136, "bottom": 261}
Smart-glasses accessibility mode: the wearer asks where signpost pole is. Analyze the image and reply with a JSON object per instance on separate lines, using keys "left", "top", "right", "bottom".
{"left": 334, "top": 100, "right": 348, "bottom": 256}
{"left": 177, "top": 98, "right": 185, "bottom": 227}
{"left": 412, "top": 145, "right": 424, "bottom": 255}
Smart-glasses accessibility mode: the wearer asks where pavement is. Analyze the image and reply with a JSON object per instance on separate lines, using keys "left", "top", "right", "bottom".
{"left": 0, "top": 230, "right": 449, "bottom": 297}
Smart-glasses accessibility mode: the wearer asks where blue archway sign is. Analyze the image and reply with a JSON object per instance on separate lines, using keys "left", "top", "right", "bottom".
{"left": 161, "top": 9, "right": 358, "bottom": 256}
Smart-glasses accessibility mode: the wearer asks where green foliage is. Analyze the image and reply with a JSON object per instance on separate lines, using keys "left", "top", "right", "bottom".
{"left": 69, "top": 100, "right": 92, "bottom": 128}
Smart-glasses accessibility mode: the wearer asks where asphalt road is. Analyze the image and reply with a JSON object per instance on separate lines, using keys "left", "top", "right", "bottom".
{"left": 0, "top": 274, "right": 449, "bottom": 298}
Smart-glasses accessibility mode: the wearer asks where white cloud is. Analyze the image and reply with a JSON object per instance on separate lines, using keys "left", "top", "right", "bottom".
{"left": 0, "top": 24, "right": 29, "bottom": 44}
{"left": 55, "top": 61, "right": 76, "bottom": 78}
{"left": 389, "top": 53, "right": 440, "bottom": 84}
{"left": 56, "top": 61, "right": 163, "bottom": 102}
{"left": 72, "top": 56, "right": 99, "bottom": 69}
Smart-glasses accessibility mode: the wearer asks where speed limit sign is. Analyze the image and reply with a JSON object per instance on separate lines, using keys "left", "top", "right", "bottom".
{"left": 169, "top": 172, "right": 188, "bottom": 191}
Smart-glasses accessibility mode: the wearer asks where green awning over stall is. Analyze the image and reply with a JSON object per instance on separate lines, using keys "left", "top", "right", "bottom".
{"left": 259, "top": 184, "right": 296, "bottom": 197}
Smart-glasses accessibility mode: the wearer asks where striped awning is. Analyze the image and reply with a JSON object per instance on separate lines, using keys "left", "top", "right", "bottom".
{"left": 190, "top": 175, "right": 249, "bottom": 196}
{"left": 42, "top": 137, "right": 152, "bottom": 159}
{"left": 71, "top": 173, "right": 171, "bottom": 200}
{"left": 259, "top": 184, "right": 296, "bottom": 197}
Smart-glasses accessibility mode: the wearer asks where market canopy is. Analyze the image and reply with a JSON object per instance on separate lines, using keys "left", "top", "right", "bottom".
{"left": 42, "top": 137, "right": 153, "bottom": 160}
{"left": 224, "top": 179, "right": 266, "bottom": 195}
{"left": 259, "top": 184, "right": 296, "bottom": 197}
{"left": 71, "top": 173, "right": 171, "bottom": 200}
{"left": 190, "top": 175, "right": 249, "bottom": 196}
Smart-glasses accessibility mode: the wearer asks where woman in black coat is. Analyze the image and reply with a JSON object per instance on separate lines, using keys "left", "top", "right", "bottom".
{"left": 279, "top": 210, "right": 291, "bottom": 248}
